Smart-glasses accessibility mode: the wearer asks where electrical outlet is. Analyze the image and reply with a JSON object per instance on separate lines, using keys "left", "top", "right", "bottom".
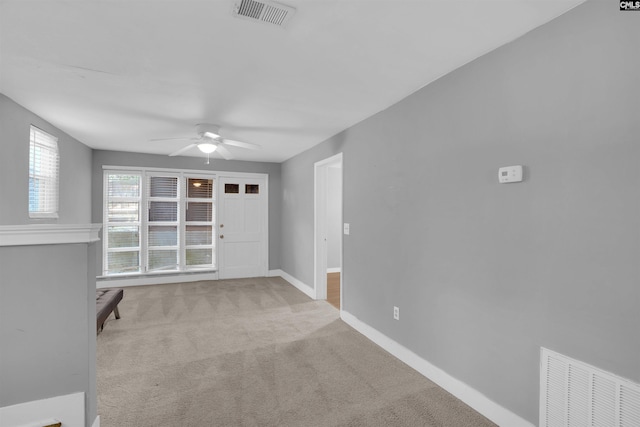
{"left": 393, "top": 306, "right": 399, "bottom": 320}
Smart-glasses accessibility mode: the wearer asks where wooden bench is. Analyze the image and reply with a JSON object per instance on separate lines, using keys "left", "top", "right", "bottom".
{"left": 96, "top": 288, "right": 124, "bottom": 333}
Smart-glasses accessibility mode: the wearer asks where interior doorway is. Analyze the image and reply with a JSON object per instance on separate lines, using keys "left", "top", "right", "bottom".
{"left": 314, "top": 153, "right": 343, "bottom": 309}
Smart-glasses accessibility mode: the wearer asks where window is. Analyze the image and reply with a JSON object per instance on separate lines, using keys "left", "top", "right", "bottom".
{"left": 147, "top": 175, "right": 179, "bottom": 272}
{"left": 224, "top": 183, "right": 239, "bottom": 194}
{"left": 103, "top": 170, "right": 216, "bottom": 276}
{"left": 104, "top": 173, "right": 142, "bottom": 274}
{"left": 185, "top": 178, "right": 214, "bottom": 268}
{"left": 29, "top": 126, "right": 59, "bottom": 218}
{"left": 245, "top": 184, "right": 259, "bottom": 194}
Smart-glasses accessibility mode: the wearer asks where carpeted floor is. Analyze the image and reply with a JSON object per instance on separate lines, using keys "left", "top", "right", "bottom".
{"left": 97, "top": 277, "right": 496, "bottom": 427}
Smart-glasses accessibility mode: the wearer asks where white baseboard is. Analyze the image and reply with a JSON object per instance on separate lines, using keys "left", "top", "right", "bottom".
{"left": 0, "top": 392, "right": 84, "bottom": 427}
{"left": 340, "top": 311, "right": 534, "bottom": 427}
{"left": 97, "top": 271, "right": 218, "bottom": 288}
{"left": 92, "top": 415, "right": 100, "bottom": 427}
{"left": 269, "top": 269, "right": 316, "bottom": 299}
{"left": 326, "top": 267, "right": 341, "bottom": 273}
{"left": 267, "top": 269, "right": 281, "bottom": 277}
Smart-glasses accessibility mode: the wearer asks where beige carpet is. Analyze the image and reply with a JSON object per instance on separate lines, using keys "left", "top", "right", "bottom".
{"left": 97, "top": 277, "right": 496, "bottom": 427}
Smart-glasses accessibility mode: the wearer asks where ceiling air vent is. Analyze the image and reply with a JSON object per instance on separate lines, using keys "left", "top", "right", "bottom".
{"left": 233, "top": 0, "right": 296, "bottom": 28}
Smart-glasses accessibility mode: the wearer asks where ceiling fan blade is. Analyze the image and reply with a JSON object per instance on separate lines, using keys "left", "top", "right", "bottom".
{"left": 222, "top": 139, "right": 261, "bottom": 150}
{"left": 169, "top": 144, "right": 197, "bottom": 157}
{"left": 150, "top": 136, "right": 196, "bottom": 142}
{"left": 215, "top": 144, "right": 234, "bottom": 160}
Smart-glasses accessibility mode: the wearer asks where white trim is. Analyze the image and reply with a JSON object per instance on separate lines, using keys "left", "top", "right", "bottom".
{"left": 29, "top": 125, "right": 60, "bottom": 219}
{"left": 28, "top": 212, "right": 59, "bottom": 219}
{"left": 102, "top": 168, "right": 268, "bottom": 278}
{"left": 97, "top": 271, "right": 218, "bottom": 288}
{"left": 103, "top": 170, "right": 142, "bottom": 276}
{"left": 102, "top": 164, "right": 269, "bottom": 180}
{"left": 263, "top": 174, "right": 269, "bottom": 278}
{"left": 0, "top": 224, "right": 101, "bottom": 247}
{"left": 340, "top": 311, "right": 534, "bottom": 427}
{"left": 10, "top": 419, "right": 61, "bottom": 427}
{"left": 272, "top": 269, "right": 316, "bottom": 299}
{"left": 209, "top": 170, "right": 269, "bottom": 179}
{"left": 92, "top": 415, "right": 100, "bottom": 427}
{"left": 326, "top": 267, "right": 341, "bottom": 273}
{"left": 0, "top": 392, "right": 84, "bottom": 427}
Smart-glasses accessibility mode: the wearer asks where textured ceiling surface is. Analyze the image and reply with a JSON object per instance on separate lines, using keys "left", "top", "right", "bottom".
{"left": 0, "top": 0, "right": 584, "bottom": 162}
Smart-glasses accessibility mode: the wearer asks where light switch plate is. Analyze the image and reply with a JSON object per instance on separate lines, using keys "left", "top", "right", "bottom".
{"left": 343, "top": 223, "right": 350, "bottom": 235}
{"left": 498, "top": 165, "right": 523, "bottom": 183}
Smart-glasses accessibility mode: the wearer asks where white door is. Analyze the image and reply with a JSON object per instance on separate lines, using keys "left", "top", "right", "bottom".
{"left": 218, "top": 175, "right": 267, "bottom": 279}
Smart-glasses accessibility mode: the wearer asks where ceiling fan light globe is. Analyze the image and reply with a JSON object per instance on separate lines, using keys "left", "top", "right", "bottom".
{"left": 197, "top": 143, "right": 217, "bottom": 154}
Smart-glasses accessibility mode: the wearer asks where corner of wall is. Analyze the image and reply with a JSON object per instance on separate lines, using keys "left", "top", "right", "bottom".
{"left": 270, "top": 269, "right": 317, "bottom": 300}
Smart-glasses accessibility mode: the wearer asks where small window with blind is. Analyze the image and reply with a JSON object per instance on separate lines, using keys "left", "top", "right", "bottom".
{"left": 28, "top": 126, "right": 59, "bottom": 218}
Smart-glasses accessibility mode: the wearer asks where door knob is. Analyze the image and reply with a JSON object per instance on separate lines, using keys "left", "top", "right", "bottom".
{"left": 220, "top": 224, "right": 224, "bottom": 228}
{"left": 219, "top": 235, "right": 224, "bottom": 239}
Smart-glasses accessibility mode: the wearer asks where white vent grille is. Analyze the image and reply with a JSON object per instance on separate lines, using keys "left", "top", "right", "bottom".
{"left": 233, "top": 0, "right": 295, "bottom": 27}
{"left": 541, "top": 348, "right": 640, "bottom": 427}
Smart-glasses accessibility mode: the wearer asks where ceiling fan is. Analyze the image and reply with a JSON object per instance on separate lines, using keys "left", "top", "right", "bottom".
{"left": 150, "top": 123, "right": 260, "bottom": 162}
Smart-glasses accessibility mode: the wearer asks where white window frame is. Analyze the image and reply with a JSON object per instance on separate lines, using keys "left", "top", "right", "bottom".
{"left": 103, "top": 167, "right": 218, "bottom": 276}
{"left": 28, "top": 126, "right": 59, "bottom": 219}
{"left": 103, "top": 170, "right": 143, "bottom": 275}
{"left": 184, "top": 174, "right": 216, "bottom": 271}
{"left": 146, "top": 172, "right": 181, "bottom": 273}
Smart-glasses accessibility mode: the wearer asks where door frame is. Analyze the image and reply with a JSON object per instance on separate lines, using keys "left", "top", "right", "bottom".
{"left": 217, "top": 172, "right": 269, "bottom": 279}
{"left": 314, "top": 153, "right": 343, "bottom": 305}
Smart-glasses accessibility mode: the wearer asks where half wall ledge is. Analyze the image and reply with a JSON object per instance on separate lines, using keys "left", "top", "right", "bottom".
{"left": 0, "top": 224, "right": 102, "bottom": 246}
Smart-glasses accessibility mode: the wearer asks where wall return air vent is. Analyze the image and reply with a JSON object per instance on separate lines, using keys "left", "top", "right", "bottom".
{"left": 232, "top": 0, "right": 296, "bottom": 28}
{"left": 541, "top": 347, "right": 640, "bottom": 427}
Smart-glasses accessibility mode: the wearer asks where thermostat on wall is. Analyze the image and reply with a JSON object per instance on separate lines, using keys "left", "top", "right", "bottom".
{"left": 498, "top": 165, "right": 523, "bottom": 183}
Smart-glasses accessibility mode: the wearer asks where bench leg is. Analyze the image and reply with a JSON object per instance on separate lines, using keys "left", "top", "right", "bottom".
{"left": 114, "top": 306, "right": 121, "bottom": 319}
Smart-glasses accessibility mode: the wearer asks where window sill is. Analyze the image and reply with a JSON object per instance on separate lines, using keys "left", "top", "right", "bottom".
{"left": 97, "top": 269, "right": 219, "bottom": 287}
{"left": 97, "top": 268, "right": 217, "bottom": 281}
{"left": 28, "top": 212, "right": 59, "bottom": 219}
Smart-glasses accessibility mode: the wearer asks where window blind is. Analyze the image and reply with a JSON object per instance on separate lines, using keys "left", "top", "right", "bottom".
{"left": 147, "top": 175, "right": 179, "bottom": 271}
{"left": 104, "top": 173, "right": 142, "bottom": 274}
{"left": 29, "top": 126, "right": 59, "bottom": 218}
{"left": 185, "top": 178, "right": 214, "bottom": 268}
{"left": 103, "top": 170, "right": 216, "bottom": 275}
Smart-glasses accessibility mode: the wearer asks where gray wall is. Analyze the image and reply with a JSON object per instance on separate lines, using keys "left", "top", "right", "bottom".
{"left": 92, "top": 150, "right": 282, "bottom": 274}
{"left": 280, "top": 1, "right": 640, "bottom": 424}
{"left": 0, "top": 243, "right": 97, "bottom": 426}
{"left": 281, "top": 137, "right": 345, "bottom": 285}
{"left": 0, "top": 94, "right": 97, "bottom": 425}
{"left": 0, "top": 94, "right": 92, "bottom": 225}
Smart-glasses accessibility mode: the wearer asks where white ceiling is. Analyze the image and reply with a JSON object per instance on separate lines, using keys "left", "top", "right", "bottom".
{"left": 0, "top": 0, "right": 584, "bottom": 163}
